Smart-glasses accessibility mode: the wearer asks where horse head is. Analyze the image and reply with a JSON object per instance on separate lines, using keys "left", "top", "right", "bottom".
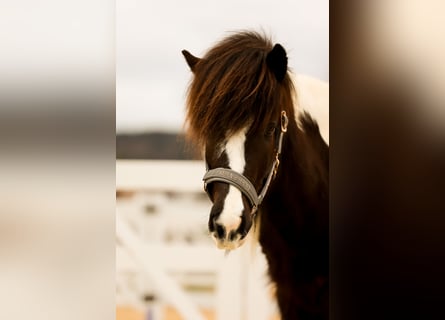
{"left": 182, "top": 32, "right": 295, "bottom": 250}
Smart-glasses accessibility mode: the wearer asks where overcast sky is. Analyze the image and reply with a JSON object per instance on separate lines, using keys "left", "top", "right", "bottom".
{"left": 116, "top": 0, "right": 328, "bottom": 133}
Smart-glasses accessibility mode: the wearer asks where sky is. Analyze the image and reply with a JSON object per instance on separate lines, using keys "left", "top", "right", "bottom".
{"left": 116, "top": 0, "right": 329, "bottom": 133}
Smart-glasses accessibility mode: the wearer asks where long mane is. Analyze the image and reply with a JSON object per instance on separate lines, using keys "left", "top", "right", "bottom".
{"left": 184, "top": 31, "right": 296, "bottom": 148}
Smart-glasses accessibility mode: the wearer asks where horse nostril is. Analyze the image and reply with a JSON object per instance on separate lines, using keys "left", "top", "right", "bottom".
{"left": 228, "top": 230, "right": 238, "bottom": 241}
{"left": 214, "top": 222, "right": 226, "bottom": 239}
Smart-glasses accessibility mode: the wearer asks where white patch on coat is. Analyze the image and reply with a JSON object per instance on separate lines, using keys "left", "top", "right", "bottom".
{"left": 292, "top": 73, "right": 329, "bottom": 144}
{"left": 216, "top": 127, "right": 248, "bottom": 239}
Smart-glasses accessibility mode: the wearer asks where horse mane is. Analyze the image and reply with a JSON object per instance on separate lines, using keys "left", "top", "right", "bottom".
{"left": 184, "top": 31, "right": 296, "bottom": 148}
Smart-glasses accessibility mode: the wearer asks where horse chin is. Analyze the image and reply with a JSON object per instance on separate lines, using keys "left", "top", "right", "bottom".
{"left": 212, "top": 234, "right": 247, "bottom": 251}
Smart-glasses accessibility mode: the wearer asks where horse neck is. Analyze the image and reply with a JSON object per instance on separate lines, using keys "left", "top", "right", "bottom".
{"left": 258, "top": 116, "right": 329, "bottom": 319}
{"left": 263, "top": 117, "right": 329, "bottom": 226}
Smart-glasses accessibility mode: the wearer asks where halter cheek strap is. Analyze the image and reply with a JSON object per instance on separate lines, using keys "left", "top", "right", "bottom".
{"left": 203, "top": 111, "right": 289, "bottom": 215}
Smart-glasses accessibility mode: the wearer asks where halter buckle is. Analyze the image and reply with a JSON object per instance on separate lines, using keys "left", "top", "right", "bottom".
{"left": 273, "top": 153, "right": 280, "bottom": 178}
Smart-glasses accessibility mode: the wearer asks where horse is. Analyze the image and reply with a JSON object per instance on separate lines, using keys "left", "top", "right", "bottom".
{"left": 182, "top": 31, "right": 329, "bottom": 320}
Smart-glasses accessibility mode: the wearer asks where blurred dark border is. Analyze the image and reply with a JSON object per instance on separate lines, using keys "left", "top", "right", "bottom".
{"left": 331, "top": 2, "right": 445, "bottom": 319}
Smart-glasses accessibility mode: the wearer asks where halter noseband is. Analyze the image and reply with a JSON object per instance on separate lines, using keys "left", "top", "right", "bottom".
{"left": 203, "top": 111, "right": 289, "bottom": 215}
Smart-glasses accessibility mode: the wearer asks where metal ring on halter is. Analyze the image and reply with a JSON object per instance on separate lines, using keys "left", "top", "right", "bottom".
{"left": 281, "top": 110, "right": 288, "bottom": 132}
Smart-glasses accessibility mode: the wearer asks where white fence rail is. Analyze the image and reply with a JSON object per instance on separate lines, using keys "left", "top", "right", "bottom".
{"left": 116, "top": 159, "right": 205, "bottom": 192}
{"left": 116, "top": 159, "right": 276, "bottom": 320}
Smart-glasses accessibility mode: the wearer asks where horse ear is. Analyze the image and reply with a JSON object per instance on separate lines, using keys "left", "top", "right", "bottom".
{"left": 182, "top": 50, "right": 201, "bottom": 72}
{"left": 266, "top": 44, "right": 288, "bottom": 82}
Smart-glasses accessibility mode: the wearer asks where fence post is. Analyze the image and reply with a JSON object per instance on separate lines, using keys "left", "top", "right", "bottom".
{"left": 116, "top": 210, "right": 205, "bottom": 320}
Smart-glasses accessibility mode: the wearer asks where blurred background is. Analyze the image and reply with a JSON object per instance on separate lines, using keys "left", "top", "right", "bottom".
{"left": 116, "top": 1, "right": 328, "bottom": 319}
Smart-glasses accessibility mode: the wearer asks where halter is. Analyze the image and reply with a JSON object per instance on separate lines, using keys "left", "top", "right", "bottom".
{"left": 203, "top": 111, "right": 289, "bottom": 216}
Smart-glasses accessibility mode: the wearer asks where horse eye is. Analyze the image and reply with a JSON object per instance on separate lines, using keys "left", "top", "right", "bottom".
{"left": 265, "top": 124, "right": 276, "bottom": 137}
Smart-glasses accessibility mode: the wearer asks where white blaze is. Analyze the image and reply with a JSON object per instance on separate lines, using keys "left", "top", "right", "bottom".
{"left": 216, "top": 127, "right": 248, "bottom": 236}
